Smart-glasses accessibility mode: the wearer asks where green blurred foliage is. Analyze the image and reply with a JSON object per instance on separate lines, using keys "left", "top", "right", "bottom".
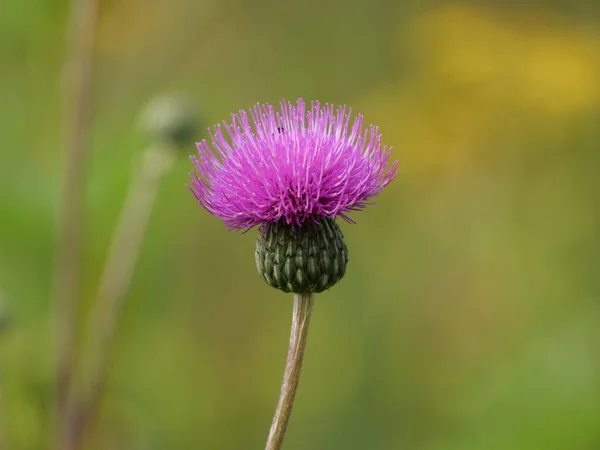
{"left": 1, "top": 0, "right": 600, "bottom": 449}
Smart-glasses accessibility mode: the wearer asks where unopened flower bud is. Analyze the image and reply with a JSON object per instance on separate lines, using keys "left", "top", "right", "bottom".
{"left": 140, "top": 94, "right": 199, "bottom": 148}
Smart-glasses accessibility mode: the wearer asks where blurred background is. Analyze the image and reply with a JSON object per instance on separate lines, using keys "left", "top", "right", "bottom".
{"left": 1, "top": 0, "right": 600, "bottom": 449}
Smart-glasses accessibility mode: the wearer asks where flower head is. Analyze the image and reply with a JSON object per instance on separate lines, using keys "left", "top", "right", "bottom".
{"left": 188, "top": 98, "right": 398, "bottom": 230}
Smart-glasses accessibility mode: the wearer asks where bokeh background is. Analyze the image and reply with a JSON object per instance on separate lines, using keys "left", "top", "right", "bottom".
{"left": 1, "top": 0, "right": 600, "bottom": 449}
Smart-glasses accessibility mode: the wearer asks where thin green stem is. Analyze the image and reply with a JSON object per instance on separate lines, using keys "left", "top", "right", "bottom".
{"left": 265, "top": 293, "right": 315, "bottom": 450}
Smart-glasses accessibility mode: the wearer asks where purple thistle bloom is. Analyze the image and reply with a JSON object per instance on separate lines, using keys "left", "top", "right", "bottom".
{"left": 188, "top": 99, "right": 398, "bottom": 230}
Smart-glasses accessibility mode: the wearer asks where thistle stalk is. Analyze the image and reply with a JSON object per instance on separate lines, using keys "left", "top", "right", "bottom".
{"left": 54, "top": 0, "right": 97, "bottom": 447}
{"left": 65, "top": 143, "right": 177, "bottom": 449}
{"left": 265, "top": 293, "right": 315, "bottom": 450}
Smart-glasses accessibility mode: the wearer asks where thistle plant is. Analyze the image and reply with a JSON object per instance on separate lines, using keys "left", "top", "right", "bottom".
{"left": 188, "top": 99, "right": 398, "bottom": 449}
{"left": 60, "top": 94, "right": 197, "bottom": 450}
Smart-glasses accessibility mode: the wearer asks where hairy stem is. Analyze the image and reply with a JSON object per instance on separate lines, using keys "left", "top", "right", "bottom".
{"left": 265, "top": 293, "right": 315, "bottom": 450}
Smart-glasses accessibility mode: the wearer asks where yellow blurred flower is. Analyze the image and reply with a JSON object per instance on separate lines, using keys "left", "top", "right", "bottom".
{"left": 361, "top": 3, "right": 600, "bottom": 174}
{"left": 413, "top": 3, "right": 600, "bottom": 115}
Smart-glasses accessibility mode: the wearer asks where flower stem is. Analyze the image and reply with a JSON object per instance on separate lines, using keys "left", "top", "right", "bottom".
{"left": 65, "top": 144, "right": 176, "bottom": 449}
{"left": 265, "top": 292, "right": 315, "bottom": 450}
{"left": 54, "top": 0, "right": 97, "bottom": 446}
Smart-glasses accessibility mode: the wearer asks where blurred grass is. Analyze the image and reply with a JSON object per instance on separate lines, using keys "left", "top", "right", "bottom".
{"left": 1, "top": 0, "right": 600, "bottom": 449}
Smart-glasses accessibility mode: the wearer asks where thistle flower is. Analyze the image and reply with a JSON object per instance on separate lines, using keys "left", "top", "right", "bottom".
{"left": 187, "top": 98, "right": 398, "bottom": 450}
{"left": 189, "top": 99, "right": 398, "bottom": 293}
{"left": 189, "top": 98, "right": 397, "bottom": 230}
